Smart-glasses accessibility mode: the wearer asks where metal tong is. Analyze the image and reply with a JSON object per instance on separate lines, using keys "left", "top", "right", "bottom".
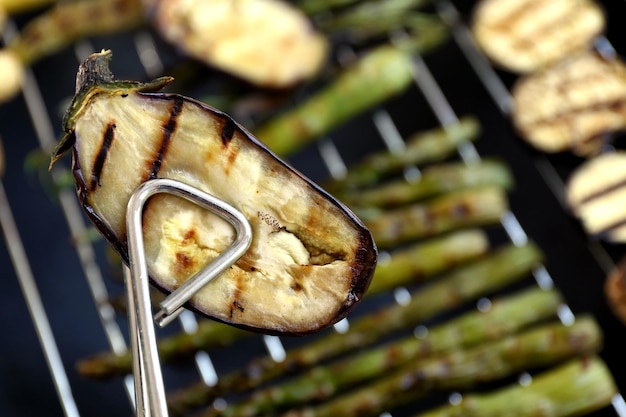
{"left": 124, "top": 178, "right": 253, "bottom": 417}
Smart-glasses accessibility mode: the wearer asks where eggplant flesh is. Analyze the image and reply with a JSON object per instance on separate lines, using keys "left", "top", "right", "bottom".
{"left": 54, "top": 51, "right": 376, "bottom": 335}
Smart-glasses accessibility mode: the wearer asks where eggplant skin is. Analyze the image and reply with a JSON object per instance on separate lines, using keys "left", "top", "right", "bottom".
{"left": 58, "top": 53, "right": 376, "bottom": 335}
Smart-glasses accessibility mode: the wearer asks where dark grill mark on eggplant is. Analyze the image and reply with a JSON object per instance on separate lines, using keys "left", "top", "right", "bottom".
{"left": 221, "top": 118, "right": 235, "bottom": 146}
{"left": 233, "top": 300, "right": 245, "bottom": 313}
{"left": 90, "top": 122, "right": 116, "bottom": 191}
{"left": 149, "top": 97, "right": 184, "bottom": 179}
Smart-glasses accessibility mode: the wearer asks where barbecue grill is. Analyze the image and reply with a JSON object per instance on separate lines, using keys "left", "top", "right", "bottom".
{"left": 2, "top": 1, "right": 626, "bottom": 416}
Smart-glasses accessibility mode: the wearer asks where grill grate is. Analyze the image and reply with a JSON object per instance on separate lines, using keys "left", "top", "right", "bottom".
{"left": 1, "top": 1, "right": 625, "bottom": 416}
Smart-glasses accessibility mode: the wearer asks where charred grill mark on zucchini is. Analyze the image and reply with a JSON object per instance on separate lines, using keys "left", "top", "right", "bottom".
{"left": 89, "top": 121, "right": 115, "bottom": 191}
{"left": 510, "top": 5, "right": 584, "bottom": 51}
{"left": 490, "top": 0, "right": 540, "bottom": 31}
{"left": 149, "top": 96, "right": 184, "bottom": 179}
{"left": 576, "top": 178, "right": 626, "bottom": 206}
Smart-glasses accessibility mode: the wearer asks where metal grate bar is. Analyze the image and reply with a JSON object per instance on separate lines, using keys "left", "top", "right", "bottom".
{"left": 0, "top": 180, "right": 80, "bottom": 417}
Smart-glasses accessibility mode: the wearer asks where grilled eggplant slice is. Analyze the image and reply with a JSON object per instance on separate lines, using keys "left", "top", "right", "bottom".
{"left": 145, "top": 0, "right": 328, "bottom": 88}
{"left": 471, "top": 0, "right": 605, "bottom": 73}
{"left": 511, "top": 51, "right": 626, "bottom": 155}
{"left": 52, "top": 50, "right": 376, "bottom": 335}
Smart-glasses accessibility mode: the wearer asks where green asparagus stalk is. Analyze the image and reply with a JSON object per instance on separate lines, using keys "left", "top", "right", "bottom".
{"left": 317, "top": 0, "right": 429, "bottom": 33}
{"left": 316, "top": 0, "right": 447, "bottom": 46}
{"left": 324, "top": 116, "right": 481, "bottom": 192}
{"left": 416, "top": 356, "right": 617, "bottom": 417}
{"left": 362, "top": 186, "right": 508, "bottom": 249}
{"left": 297, "top": 0, "right": 361, "bottom": 15}
{"left": 281, "top": 316, "right": 603, "bottom": 417}
{"left": 368, "top": 229, "right": 489, "bottom": 295}
{"left": 76, "top": 319, "right": 250, "bottom": 379}
{"left": 199, "top": 287, "right": 563, "bottom": 417}
{"left": 254, "top": 45, "right": 416, "bottom": 156}
{"left": 317, "top": 0, "right": 431, "bottom": 34}
{"left": 337, "top": 159, "right": 514, "bottom": 208}
{"left": 167, "top": 242, "right": 542, "bottom": 415}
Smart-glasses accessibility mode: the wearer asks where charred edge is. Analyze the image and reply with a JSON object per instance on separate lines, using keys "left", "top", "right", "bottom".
{"left": 221, "top": 118, "right": 235, "bottom": 146}
{"left": 333, "top": 230, "right": 377, "bottom": 324}
{"left": 351, "top": 232, "right": 377, "bottom": 294}
{"left": 149, "top": 97, "right": 184, "bottom": 179}
{"left": 89, "top": 122, "right": 116, "bottom": 191}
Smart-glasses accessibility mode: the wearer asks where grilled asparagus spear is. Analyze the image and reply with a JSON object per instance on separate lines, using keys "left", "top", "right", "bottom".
{"left": 254, "top": 44, "right": 416, "bottom": 156}
{"left": 324, "top": 116, "right": 481, "bottom": 192}
{"left": 317, "top": 0, "right": 448, "bottom": 47}
{"left": 51, "top": 50, "right": 377, "bottom": 335}
{"left": 362, "top": 186, "right": 508, "bottom": 248}
{"left": 167, "top": 242, "right": 542, "bottom": 415}
{"left": 281, "top": 316, "right": 602, "bottom": 417}
{"left": 367, "top": 229, "right": 488, "bottom": 295}
{"left": 416, "top": 356, "right": 617, "bottom": 417}
{"left": 76, "top": 319, "right": 250, "bottom": 379}
{"left": 317, "top": 0, "right": 431, "bottom": 37}
{"left": 337, "top": 159, "right": 513, "bottom": 208}
{"left": 200, "top": 287, "right": 563, "bottom": 416}
{"left": 297, "top": 0, "right": 359, "bottom": 15}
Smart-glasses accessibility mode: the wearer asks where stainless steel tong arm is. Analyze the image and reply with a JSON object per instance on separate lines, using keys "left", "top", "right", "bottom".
{"left": 124, "top": 178, "right": 253, "bottom": 417}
